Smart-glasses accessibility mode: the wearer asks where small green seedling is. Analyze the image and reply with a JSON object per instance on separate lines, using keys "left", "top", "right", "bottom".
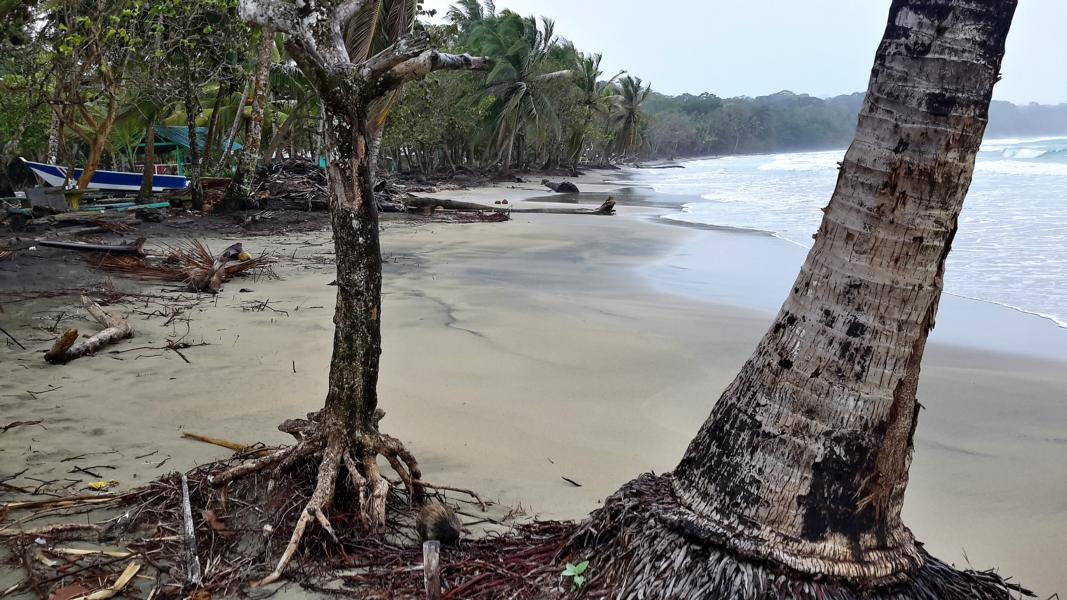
{"left": 561, "top": 560, "right": 589, "bottom": 588}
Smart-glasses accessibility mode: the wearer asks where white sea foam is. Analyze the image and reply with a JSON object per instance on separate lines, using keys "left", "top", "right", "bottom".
{"left": 976, "top": 160, "right": 1067, "bottom": 176}
{"left": 756, "top": 151, "right": 841, "bottom": 172}
{"left": 631, "top": 138, "right": 1067, "bottom": 329}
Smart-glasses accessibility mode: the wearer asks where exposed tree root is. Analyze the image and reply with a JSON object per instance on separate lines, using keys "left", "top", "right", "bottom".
{"left": 559, "top": 473, "right": 1033, "bottom": 600}
{"left": 2, "top": 451, "right": 1030, "bottom": 598}
{"left": 203, "top": 409, "right": 431, "bottom": 586}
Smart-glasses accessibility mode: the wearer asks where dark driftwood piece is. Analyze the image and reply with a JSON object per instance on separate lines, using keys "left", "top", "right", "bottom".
{"left": 36, "top": 237, "right": 146, "bottom": 257}
{"left": 404, "top": 196, "right": 615, "bottom": 216}
{"left": 44, "top": 296, "right": 133, "bottom": 364}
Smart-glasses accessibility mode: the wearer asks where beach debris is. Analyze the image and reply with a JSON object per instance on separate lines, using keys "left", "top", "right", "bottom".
{"left": 79, "top": 560, "right": 141, "bottom": 600}
{"left": 94, "top": 239, "right": 271, "bottom": 293}
{"left": 202, "top": 509, "right": 235, "bottom": 538}
{"left": 48, "top": 583, "right": 91, "bottom": 600}
{"left": 36, "top": 237, "right": 146, "bottom": 257}
{"left": 402, "top": 196, "right": 615, "bottom": 216}
{"left": 1, "top": 420, "right": 42, "bottom": 433}
{"left": 561, "top": 476, "right": 583, "bottom": 487}
{"left": 254, "top": 158, "right": 329, "bottom": 211}
{"left": 541, "top": 179, "right": 580, "bottom": 193}
{"left": 181, "top": 473, "right": 204, "bottom": 586}
{"left": 44, "top": 296, "right": 133, "bottom": 365}
{"left": 86, "top": 481, "right": 119, "bottom": 491}
{"left": 0, "top": 522, "right": 101, "bottom": 538}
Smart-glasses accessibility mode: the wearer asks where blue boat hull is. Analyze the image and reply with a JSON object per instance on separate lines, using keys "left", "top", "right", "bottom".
{"left": 20, "top": 158, "right": 189, "bottom": 192}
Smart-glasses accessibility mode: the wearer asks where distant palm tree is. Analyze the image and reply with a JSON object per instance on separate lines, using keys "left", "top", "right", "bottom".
{"left": 612, "top": 75, "right": 652, "bottom": 157}
{"left": 569, "top": 52, "right": 622, "bottom": 166}
{"left": 446, "top": 0, "right": 495, "bottom": 34}
{"left": 469, "top": 11, "right": 570, "bottom": 174}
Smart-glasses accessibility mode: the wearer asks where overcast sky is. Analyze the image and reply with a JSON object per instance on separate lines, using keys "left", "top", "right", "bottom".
{"left": 421, "top": 0, "right": 1065, "bottom": 105}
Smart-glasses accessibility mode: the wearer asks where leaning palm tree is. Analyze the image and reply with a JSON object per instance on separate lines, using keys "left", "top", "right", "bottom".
{"left": 610, "top": 74, "right": 651, "bottom": 158}
{"left": 563, "top": 1, "right": 1024, "bottom": 598}
{"left": 469, "top": 11, "right": 570, "bottom": 174}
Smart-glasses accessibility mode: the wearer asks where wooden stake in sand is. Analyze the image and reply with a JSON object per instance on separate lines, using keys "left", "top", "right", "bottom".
{"left": 180, "top": 473, "right": 203, "bottom": 586}
{"left": 423, "top": 541, "right": 441, "bottom": 600}
{"left": 44, "top": 296, "right": 132, "bottom": 364}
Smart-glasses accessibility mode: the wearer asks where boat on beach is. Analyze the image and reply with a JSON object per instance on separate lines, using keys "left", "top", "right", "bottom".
{"left": 19, "top": 158, "right": 189, "bottom": 192}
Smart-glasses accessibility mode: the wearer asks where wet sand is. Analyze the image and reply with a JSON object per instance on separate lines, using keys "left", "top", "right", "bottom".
{"left": 1, "top": 173, "right": 1064, "bottom": 596}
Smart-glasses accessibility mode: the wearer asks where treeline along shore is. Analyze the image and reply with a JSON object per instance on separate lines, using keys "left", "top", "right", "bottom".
{"left": 3, "top": 0, "right": 1067, "bottom": 198}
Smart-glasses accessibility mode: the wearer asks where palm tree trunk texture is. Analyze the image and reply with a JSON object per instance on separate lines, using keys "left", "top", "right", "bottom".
{"left": 224, "top": 28, "right": 274, "bottom": 210}
{"left": 184, "top": 91, "right": 205, "bottom": 210}
{"left": 203, "top": 82, "right": 228, "bottom": 168}
{"left": 138, "top": 115, "right": 157, "bottom": 203}
{"left": 565, "top": 1, "right": 1021, "bottom": 598}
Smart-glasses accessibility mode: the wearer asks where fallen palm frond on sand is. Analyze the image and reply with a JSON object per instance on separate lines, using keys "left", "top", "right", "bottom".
{"left": 94, "top": 240, "right": 273, "bottom": 293}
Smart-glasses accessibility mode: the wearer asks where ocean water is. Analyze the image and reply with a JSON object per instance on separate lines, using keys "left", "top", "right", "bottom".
{"left": 630, "top": 137, "right": 1067, "bottom": 330}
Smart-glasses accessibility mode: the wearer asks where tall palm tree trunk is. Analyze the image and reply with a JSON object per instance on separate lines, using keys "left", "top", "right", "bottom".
{"left": 138, "top": 115, "right": 157, "bottom": 203}
{"left": 223, "top": 28, "right": 274, "bottom": 211}
{"left": 565, "top": 1, "right": 1021, "bottom": 598}
{"left": 184, "top": 90, "right": 205, "bottom": 209}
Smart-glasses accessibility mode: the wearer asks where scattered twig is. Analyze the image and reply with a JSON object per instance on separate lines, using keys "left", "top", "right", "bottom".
{"left": 561, "top": 476, "right": 582, "bottom": 488}
{"left": 1, "top": 421, "right": 42, "bottom": 434}
{"left": 0, "top": 325, "right": 26, "bottom": 350}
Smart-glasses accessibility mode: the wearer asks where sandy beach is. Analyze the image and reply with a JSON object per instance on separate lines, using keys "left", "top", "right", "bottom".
{"left": 2, "top": 172, "right": 1065, "bottom": 596}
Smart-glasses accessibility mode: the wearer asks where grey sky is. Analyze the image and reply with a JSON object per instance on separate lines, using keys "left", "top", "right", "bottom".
{"left": 422, "top": 0, "right": 1065, "bottom": 105}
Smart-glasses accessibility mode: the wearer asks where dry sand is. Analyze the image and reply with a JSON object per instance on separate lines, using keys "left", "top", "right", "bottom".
{"left": 1, "top": 172, "right": 1064, "bottom": 596}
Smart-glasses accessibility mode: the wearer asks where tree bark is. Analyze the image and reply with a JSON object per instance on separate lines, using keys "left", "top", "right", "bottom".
{"left": 223, "top": 28, "right": 274, "bottom": 211}
{"left": 203, "top": 82, "right": 228, "bottom": 169}
{"left": 218, "top": 80, "right": 252, "bottom": 169}
{"left": 184, "top": 91, "right": 205, "bottom": 210}
{"left": 220, "top": 1, "right": 491, "bottom": 584}
{"left": 138, "top": 115, "right": 157, "bottom": 203}
{"left": 566, "top": 1, "right": 1021, "bottom": 598}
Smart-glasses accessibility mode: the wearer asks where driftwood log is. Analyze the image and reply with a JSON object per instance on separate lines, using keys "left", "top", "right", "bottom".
{"left": 44, "top": 296, "right": 133, "bottom": 364}
{"left": 403, "top": 196, "right": 615, "bottom": 216}
{"left": 36, "top": 237, "right": 146, "bottom": 257}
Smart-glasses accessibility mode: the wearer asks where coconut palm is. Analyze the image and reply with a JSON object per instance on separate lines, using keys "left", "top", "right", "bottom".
{"left": 564, "top": 2, "right": 1023, "bottom": 598}
{"left": 445, "top": 0, "right": 495, "bottom": 35}
{"left": 468, "top": 11, "right": 570, "bottom": 174}
{"left": 611, "top": 74, "right": 651, "bottom": 157}
{"left": 567, "top": 51, "right": 622, "bottom": 166}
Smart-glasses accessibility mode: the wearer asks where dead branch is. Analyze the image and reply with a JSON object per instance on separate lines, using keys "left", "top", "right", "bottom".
{"left": 45, "top": 297, "right": 133, "bottom": 364}
{"left": 36, "top": 237, "right": 146, "bottom": 256}
{"left": 403, "top": 196, "right": 615, "bottom": 216}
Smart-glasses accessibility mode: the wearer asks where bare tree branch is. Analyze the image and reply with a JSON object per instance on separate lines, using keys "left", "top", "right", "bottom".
{"left": 362, "top": 32, "right": 431, "bottom": 77}
{"left": 376, "top": 51, "right": 491, "bottom": 96}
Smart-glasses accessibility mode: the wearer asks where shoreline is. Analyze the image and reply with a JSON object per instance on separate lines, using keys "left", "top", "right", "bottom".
{"left": 641, "top": 212, "right": 1067, "bottom": 360}
{"left": 1, "top": 171, "right": 1064, "bottom": 596}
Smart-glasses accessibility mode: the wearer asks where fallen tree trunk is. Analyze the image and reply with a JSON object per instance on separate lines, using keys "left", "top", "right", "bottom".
{"left": 403, "top": 197, "right": 615, "bottom": 216}
{"left": 44, "top": 296, "right": 133, "bottom": 364}
{"left": 36, "top": 237, "right": 146, "bottom": 256}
